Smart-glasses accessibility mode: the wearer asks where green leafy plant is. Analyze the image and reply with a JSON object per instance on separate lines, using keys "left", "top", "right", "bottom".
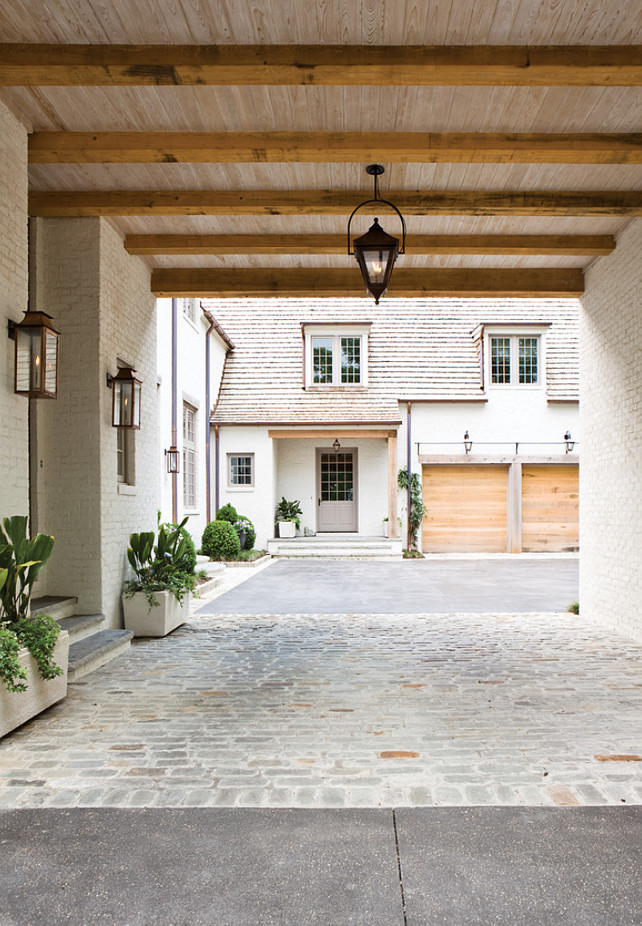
{"left": 0, "top": 516, "right": 61, "bottom": 693}
{"left": 124, "top": 517, "right": 196, "bottom": 608}
{"left": 567, "top": 601, "right": 579, "bottom": 614}
{"left": 201, "top": 520, "right": 241, "bottom": 560}
{"left": 275, "top": 497, "right": 302, "bottom": 530}
{"left": 216, "top": 503, "right": 239, "bottom": 525}
{"left": 397, "top": 469, "right": 428, "bottom": 551}
{"left": 158, "top": 517, "right": 197, "bottom": 577}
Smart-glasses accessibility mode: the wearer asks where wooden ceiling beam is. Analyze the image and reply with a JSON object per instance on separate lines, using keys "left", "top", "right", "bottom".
{"left": 151, "top": 267, "right": 584, "bottom": 298}
{"left": 28, "top": 131, "right": 642, "bottom": 164}
{"left": 3, "top": 44, "right": 642, "bottom": 86}
{"left": 29, "top": 189, "right": 642, "bottom": 217}
{"left": 125, "top": 232, "right": 615, "bottom": 256}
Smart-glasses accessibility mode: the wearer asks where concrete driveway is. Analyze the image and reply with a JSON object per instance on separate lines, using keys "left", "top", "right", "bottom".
{"left": 198, "top": 555, "right": 579, "bottom": 615}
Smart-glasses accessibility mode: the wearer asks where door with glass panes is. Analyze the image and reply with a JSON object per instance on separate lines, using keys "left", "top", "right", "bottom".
{"left": 316, "top": 449, "right": 358, "bottom": 532}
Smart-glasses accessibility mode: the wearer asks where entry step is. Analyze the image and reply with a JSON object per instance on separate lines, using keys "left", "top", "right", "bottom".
{"left": 267, "top": 536, "right": 403, "bottom": 559}
{"left": 68, "top": 629, "right": 134, "bottom": 682}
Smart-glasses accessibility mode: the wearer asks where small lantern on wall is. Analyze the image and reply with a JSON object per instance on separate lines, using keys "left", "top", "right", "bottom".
{"left": 108, "top": 366, "right": 142, "bottom": 429}
{"left": 464, "top": 430, "right": 473, "bottom": 454}
{"left": 10, "top": 309, "right": 59, "bottom": 399}
{"left": 564, "top": 431, "right": 575, "bottom": 453}
{"left": 165, "top": 445, "right": 180, "bottom": 473}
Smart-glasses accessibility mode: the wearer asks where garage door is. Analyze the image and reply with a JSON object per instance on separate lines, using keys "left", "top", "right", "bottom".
{"left": 521, "top": 464, "right": 579, "bottom": 552}
{"left": 422, "top": 465, "right": 508, "bottom": 553}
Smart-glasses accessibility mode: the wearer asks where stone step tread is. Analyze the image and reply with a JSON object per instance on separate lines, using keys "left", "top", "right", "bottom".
{"left": 68, "top": 629, "right": 133, "bottom": 673}
{"left": 30, "top": 595, "right": 78, "bottom": 618}
{"left": 56, "top": 613, "right": 104, "bottom": 639}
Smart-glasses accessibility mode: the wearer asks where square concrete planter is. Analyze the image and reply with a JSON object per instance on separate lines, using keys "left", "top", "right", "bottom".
{"left": 122, "top": 590, "right": 191, "bottom": 638}
{"left": 277, "top": 521, "right": 297, "bottom": 538}
{"left": 0, "top": 630, "right": 69, "bottom": 739}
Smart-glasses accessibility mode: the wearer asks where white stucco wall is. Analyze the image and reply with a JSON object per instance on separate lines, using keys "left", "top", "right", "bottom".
{"left": 157, "top": 299, "right": 228, "bottom": 547}
{"left": 580, "top": 218, "right": 642, "bottom": 642}
{"left": 0, "top": 101, "right": 29, "bottom": 518}
{"left": 215, "top": 427, "right": 276, "bottom": 550}
{"left": 32, "top": 217, "right": 157, "bottom": 627}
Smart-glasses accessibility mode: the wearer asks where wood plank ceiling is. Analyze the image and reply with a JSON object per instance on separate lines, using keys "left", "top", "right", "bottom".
{"left": 1, "top": 0, "right": 642, "bottom": 298}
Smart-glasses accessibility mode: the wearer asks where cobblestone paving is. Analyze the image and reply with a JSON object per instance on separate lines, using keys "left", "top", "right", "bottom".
{"left": 1, "top": 609, "right": 641, "bottom": 809}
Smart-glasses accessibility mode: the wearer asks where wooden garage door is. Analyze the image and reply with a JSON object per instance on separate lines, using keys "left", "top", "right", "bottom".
{"left": 521, "top": 464, "right": 579, "bottom": 552}
{"left": 422, "top": 465, "right": 508, "bottom": 553}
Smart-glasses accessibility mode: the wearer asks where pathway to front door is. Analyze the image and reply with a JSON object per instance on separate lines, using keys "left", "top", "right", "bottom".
{"left": 1, "top": 557, "right": 640, "bottom": 810}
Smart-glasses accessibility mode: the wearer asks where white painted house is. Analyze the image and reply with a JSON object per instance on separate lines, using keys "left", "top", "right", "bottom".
{"left": 203, "top": 297, "right": 580, "bottom": 554}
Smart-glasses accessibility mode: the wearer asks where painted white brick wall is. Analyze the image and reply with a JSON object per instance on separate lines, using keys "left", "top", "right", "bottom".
{"left": 580, "top": 218, "right": 642, "bottom": 642}
{"left": 216, "top": 427, "right": 276, "bottom": 550}
{"left": 0, "top": 101, "right": 29, "bottom": 517}
{"left": 33, "top": 217, "right": 157, "bottom": 627}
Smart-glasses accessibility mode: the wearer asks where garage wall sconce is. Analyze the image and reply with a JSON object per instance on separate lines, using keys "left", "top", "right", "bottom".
{"left": 107, "top": 366, "right": 142, "bottom": 429}
{"left": 464, "top": 430, "right": 473, "bottom": 454}
{"left": 332, "top": 439, "right": 341, "bottom": 453}
{"left": 8, "top": 309, "right": 59, "bottom": 399}
{"left": 564, "top": 431, "right": 575, "bottom": 453}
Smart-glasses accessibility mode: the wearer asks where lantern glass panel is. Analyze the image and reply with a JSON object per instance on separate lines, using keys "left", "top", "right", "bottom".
{"left": 114, "top": 380, "right": 135, "bottom": 427}
{"left": 15, "top": 327, "right": 36, "bottom": 394}
{"left": 44, "top": 330, "right": 58, "bottom": 396}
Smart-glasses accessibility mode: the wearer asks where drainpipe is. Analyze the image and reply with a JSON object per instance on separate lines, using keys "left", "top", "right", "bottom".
{"left": 214, "top": 424, "right": 220, "bottom": 515}
{"left": 204, "top": 311, "right": 216, "bottom": 524}
{"left": 406, "top": 401, "right": 412, "bottom": 551}
{"left": 171, "top": 298, "right": 178, "bottom": 523}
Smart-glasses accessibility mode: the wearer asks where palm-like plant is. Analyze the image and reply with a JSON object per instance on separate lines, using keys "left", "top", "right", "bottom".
{"left": 124, "top": 517, "right": 196, "bottom": 607}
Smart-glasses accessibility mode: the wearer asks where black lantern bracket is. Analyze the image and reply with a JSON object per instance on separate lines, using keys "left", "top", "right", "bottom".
{"left": 347, "top": 164, "right": 406, "bottom": 257}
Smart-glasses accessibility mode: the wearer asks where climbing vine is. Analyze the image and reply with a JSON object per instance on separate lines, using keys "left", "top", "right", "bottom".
{"left": 397, "top": 469, "right": 428, "bottom": 551}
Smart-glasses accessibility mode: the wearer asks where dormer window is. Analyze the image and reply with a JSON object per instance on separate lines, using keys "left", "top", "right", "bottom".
{"left": 481, "top": 324, "right": 549, "bottom": 389}
{"left": 303, "top": 324, "right": 370, "bottom": 388}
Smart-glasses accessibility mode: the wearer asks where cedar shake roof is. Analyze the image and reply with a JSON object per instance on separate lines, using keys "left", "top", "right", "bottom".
{"left": 206, "top": 298, "right": 579, "bottom": 425}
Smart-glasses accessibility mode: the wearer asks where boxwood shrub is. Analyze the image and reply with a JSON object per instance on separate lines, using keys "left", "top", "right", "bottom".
{"left": 201, "top": 520, "right": 241, "bottom": 560}
{"left": 216, "top": 503, "right": 239, "bottom": 525}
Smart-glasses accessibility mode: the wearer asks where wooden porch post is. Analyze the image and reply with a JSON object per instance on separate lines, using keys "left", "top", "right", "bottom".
{"left": 388, "top": 432, "right": 398, "bottom": 538}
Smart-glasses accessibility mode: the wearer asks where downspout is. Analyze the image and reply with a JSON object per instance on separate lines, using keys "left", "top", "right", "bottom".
{"left": 204, "top": 311, "right": 216, "bottom": 524}
{"left": 407, "top": 401, "right": 412, "bottom": 551}
{"left": 215, "top": 424, "right": 220, "bottom": 515}
{"left": 171, "top": 298, "right": 178, "bottom": 523}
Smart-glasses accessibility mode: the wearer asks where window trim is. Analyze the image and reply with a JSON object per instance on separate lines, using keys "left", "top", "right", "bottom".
{"left": 182, "top": 402, "right": 198, "bottom": 510}
{"left": 227, "top": 452, "right": 255, "bottom": 490}
{"left": 180, "top": 297, "right": 199, "bottom": 328}
{"left": 303, "top": 324, "right": 370, "bottom": 388}
{"left": 483, "top": 326, "right": 548, "bottom": 390}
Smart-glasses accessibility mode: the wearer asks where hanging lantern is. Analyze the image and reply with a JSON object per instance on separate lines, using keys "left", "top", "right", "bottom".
{"left": 348, "top": 164, "right": 406, "bottom": 304}
{"left": 12, "top": 310, "right": 59, "bottom": 399}
{"left": 109, "top": 366, "right": 142, "bottom": 429}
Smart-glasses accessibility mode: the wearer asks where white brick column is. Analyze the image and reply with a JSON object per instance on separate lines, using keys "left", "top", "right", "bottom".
{"left": 580, "top": 219, "right": 642, "bottom": 641}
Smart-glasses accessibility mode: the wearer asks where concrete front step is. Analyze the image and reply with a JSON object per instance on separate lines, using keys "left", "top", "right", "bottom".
{"left": 30, "top": 595, "right": 79, "bottom": 621}
{"left": 68, "top": 630, "right": 134, "bottom": 682}
{"left": 267, "top": 537, "right": 403, "bottom": 559}
{"left": 57, "top": 613, "right": 104, "bottom": 643}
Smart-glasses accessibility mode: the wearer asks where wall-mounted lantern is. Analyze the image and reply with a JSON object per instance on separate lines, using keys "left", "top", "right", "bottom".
{"left": 332, "top": 438, "right": 341, "bottom": 453}
{"left": 107, "top": 366, "right": 142, "bottom": 429}
{"left": 564, "top": 431, "right": 575, "bottom": 453}
{"left": 165, "top": 445, "right": 180, "bottom": 473}
{"left": 464, "top": 430, "right": 473, "bottom": 454}
{"left": 348, "top": 164, "right": 406, "bottom": 304}
{"left": 9, "top": 310, "right": 59, "bottom": 399}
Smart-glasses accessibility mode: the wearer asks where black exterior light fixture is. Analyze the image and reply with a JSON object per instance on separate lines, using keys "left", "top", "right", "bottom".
{"left": 107, "top": 366, "right": 142, "bottom": 429}
{"left": 332, "top": 439, "right": 341, "bottom": 453}
{"left": 348, "top": 164, "right": 406, "bottom": 304}
{"left": 564, "top": 431, "right": 575, "bottom": 453}
{"left": 165, "top": 446, "right": 180, "bottom": 473}
{"left": 9, "top": 309, "right": 59, "bottom": 399}
{"left": 464, "top": 430, "right": 473, "bottom": 454}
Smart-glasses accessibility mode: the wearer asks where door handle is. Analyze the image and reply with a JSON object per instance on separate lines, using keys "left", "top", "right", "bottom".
{"left": 318, "top": 498, "right": 321, "bottom": 506}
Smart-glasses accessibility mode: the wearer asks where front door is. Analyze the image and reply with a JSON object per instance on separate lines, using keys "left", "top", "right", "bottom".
{"left": 317, "top": 449, "right": 358, "bottom": 532}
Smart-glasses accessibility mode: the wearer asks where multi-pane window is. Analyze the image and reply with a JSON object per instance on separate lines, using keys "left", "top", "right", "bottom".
{"left": 341, "top": 337, "right": 361, "bottom": 383}
{"left": 310, "top": 333, "right": 363, "bottom": 385}
{"left": 320, "top": 453, "right": 354, "bottom": 501}
{"left": 117, "top": 427, "right": 135, "bottom": 484}
{"left": 228, "top": 454, "right": 254, "bottom": 487}
{"left": 313, "top": 337, "right": 334, "bottom": 384}
{"left": 182, "top": 403, "right": 197, "bottom": 508}
{"left": 181, "top": 297, "right": 198, "bottom": 325}
{"left": 489, "top": 335, "right": 540, "bottom": 386}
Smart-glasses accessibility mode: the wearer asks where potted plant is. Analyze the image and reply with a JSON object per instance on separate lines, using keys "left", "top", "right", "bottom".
{"left": 275, "top": 497, "right": 302, "bottom": 538}
{"left": 122, "top": 517, "right": 196, "bottom": 637}
{"left": 0, "top": 516, "right": 69, "bottom": 739}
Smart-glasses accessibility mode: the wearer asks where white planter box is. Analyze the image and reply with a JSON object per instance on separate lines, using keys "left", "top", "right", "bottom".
{"left": 122, "top": 589, "right": 191, "bottom": 638}
{"left": 0, "top": 630, "right": 69, "bottom": 739}
{"left": 277, "top": 521, "right": 297, "bottom": 538}
{"left": 382, "top": 522, "right": 389, "bottom": 538}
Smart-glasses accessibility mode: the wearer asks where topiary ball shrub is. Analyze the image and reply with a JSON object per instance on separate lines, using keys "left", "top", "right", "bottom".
{"left": 216, "top": 503, "right": 239, "bottom": 525}
{"left": 201, "top": 520, "right": 241, "bottom": 560}
{"left": 237, "top": 515, "right": 256, "bottom": 550}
